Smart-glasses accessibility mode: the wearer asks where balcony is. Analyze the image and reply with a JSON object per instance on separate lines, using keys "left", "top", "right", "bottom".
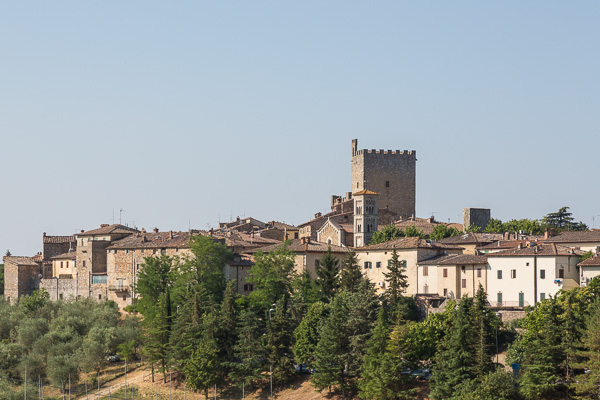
{"left": 109, "top": 285, "right": 129, "bottom": 292}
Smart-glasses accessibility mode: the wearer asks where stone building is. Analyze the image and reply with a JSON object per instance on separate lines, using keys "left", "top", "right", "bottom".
{"left": 353, "top": 189, "right": 379, "bottom": 247}
{"left": 3, "top": 256, "right": 41, "bottom": 303}
{"left": 105, "top": 229, "right": 194, "bottom": 309}
{"left": 316, "top": 218, "right": 353, "bottom": 247}
{"left": 351, "top": 139, "right": 416, "bottom": 220}
{"left": 354, "top": 237, "right": 464, "bottom": 295}
{"left": 463, "top": 208, "right": 491, "bottom": 231}
{"left": 41, "top": 233, "right": 76, "bottom": 278}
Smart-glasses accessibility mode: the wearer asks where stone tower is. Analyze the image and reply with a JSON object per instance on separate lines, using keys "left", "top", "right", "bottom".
{"left": 353, "top": 189, "right": 379, "bottom": 247}
{"left": 351, "top": 139, "right": 416, "bottom": 220}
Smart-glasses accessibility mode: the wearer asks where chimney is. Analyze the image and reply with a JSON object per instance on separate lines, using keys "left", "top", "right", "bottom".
{"left": 346, "top": 192, "right": 352, "bottom": 200}
{"left": 169, "top": 230, "right": 173, "bottom": 239}
{"left": 81, "top": 229, "right": 84, "bottom": 233}
{"left": 517, "top": 243, "right": 523, "bottom": 250}
{"left": 100, "top": 224, "right": 109, "bottom": 228}
{"left": 504, "top": 232, "right": 509, "bottom": 240}
{"left": 315, "top": 212, "right": 322, "bottom": 219}
{"left": 544, "top": 230, "right": 550, "bottom": 240}
{"left": 153, "top": 227, "right": 159, "bottom": 233}
{"left": 428, "top": 216, "right": 434, "bottom": 223}
{"left": 141, "top": 228, "right": 146, "bottom": 234}
{"left": 43, "top": 232, "right": 46, "bottom": 237}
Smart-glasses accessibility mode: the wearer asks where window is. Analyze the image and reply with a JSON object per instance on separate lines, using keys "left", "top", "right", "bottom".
{"left": 526, "top": 262, "right": 530, "bottom": 266}
{"left": 315, "top": 260, "right": 320, "bottom": 269}
{"left": 60, "top": 262, "right": 63, "bottom": 268}
{"left": 126, "top": 250, "right": 129, "bottom": 254}
{"left": 115, "top": 265, "right": 117, "bottom": 270}
{"left": 423, "top": 266, "right": 429, "bottom": 276}
{"left": 98, "top": 294, "right": 102, "bottom": 300}
{"left": 114, "top": 250, "right": 117, "bottom": 254}
{"left": 243, "top": 283, "right": 254, "bottom": 291}
{"left": 357, "top": 224, "right": 361, "bottom": 233}
{"left": 511, "top": 270, "right": 517, "bottom": 279}
{"left": 122, "top": 295, "right": 126, "bottom": 301}
{"left": 137, "top": 264, "right": 140, "bottom": 270}
{"left": 376, "top": 262, "right": 381, "bottom": 268}
{"left": 294, "top": 233, "right": 299, "bottom": 239}
{"left": 386, "top": 181, "right": 390, "bottom": 187}
{"left": 83, "top": 260, "right": 86, "bottom": 267}
{"left": 364, "top": 262, "right": 372, "bottom": 269}
{"left": 540, "top": 269, "right": 545, "bottom": 279}
{"left": 497, "top": 292, "right": 503, "bottom": 305}
{"left": 540, "top": 293, "right": 545, "bottom": 300}
{"left": 477, "top": 268, "right": 482, "bottom": 278}
{"left": 443, "top": 288, "right": 448, "bottom": 297}
{"left": 559, "top": 269, "right": 565, "bottom": 279}
{"left": 461, "top": 266, "right": 466, "bottom": 272}
{"left": 443, "top": 268, "right": 448, "bottom": 278}
{"left": 497, "top": 270, "right": 502, "bottom": 279}
{"left": 462, "top": 279, "right": 467, "bottom": 288}
{"left": 59, "top": 294, "right": 63, "bottom": 300}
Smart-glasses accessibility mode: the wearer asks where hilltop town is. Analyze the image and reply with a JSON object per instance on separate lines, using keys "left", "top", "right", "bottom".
{"left": 4, "top": 139, "right": 598, "bottom": 316}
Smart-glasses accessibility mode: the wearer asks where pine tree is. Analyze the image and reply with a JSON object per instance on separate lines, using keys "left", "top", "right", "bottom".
{"left": 344, "top": 280, "right": 379, "bottom": 389}
{"left": 339, "top": 251, "right": 364, "bottom": 293}
{"left": 519, "top": 297, "right": 564, "bottom": 400}
{"left": 229, "top": 308, "right": 265, "bottom": 388}
{"left": 358, "top": 308, "right": 414, "bottom": 399}
{"left": 430, "top": 296, "right": 476, "bottom": 400}
{"left": 265, "top": 297, "right": 294, "bottom": 385}
{"left": 216, "top": 280, "right": 239, "bottom": 368}
{"left": 169, "top": 285, "right": 213, "bottom": 369}
{"left": 293, "top": 301, "right": 327, "bottom": 368}
{"left": 145, "top": 291, "right": 172, "bottom": 382}
{"left": 312, "top": 294, "right": 349, "bottom": 394}
{"left": 315, "top": 246, "right": 340, "bottom": 302}
{"left": 184, "top": 328, "right": 220, "bottom": 399}
{"left": 573, "top": 299, "right": 600, "bottom": 399}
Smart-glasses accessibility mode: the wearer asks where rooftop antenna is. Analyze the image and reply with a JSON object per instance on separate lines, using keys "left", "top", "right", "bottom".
{"left": 430, "top": 211, "right": 438, "bottom": 218}
{"left": 189, "top": 219, "right": 191, "bottom": 230}
{"left": 112, "top": 208, "right": 115, "bottom": 224}
{"left": 119, "top": 209, "right": 125, "bottom": 224}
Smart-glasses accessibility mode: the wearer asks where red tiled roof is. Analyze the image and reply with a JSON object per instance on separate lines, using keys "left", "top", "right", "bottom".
{"left": 578, "top": 254, "right": 600, "bottom": 267}
{"left": 487, "top": 244, "right": 584, "bottom": 257}
{"left": 3, "top": 256, "right": 40, "bottom": 266}
{"left": 245, "top": 239, "right": 349, "bottom": 254}
{"left": 477, "top": 240, "right": 537, "bottom": 251}
{"left": 50, "top": 252, "right": 77, "bottom": 260}
{"left": 353, "top": 189, "right": 379, "bottom": 196}
{"left": 43, "top": 235, "right": 76, "bottom": 244}
{"left": 78, "top": 224, "right": 139, "bottom": 236}
{"left": 359, "top": 237, "right": 464, "bottom": 251}
{"left": 107, "top": 231, "right": 195, "bottom": 249}
{"left": 419, "top": 254, "right": 488, "bottom": 265}
{"left": 543, "top": 230, "right": 600, "bottom": 244}
{"left": 438, "top": 232, "right": 502, "bottom": 245}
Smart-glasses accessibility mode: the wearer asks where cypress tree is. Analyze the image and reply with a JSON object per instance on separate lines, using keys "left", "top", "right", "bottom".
{"left": 216, "top": 280, "right": 239, "bottom": 368}
{"left": 383, "top": 249, "right": 410, "bottom": 321}
{"left": 472, "top": 284, "right": 495, "bottom": 379}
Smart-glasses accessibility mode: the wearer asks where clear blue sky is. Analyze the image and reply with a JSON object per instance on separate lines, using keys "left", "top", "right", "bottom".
{"left": 2, "top": 2, "right": 599, "bottom": 255}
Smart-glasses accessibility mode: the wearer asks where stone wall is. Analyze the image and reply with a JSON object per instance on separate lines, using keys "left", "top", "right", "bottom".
{"left": 40, "top": 278, "right": 78, "bottom": 301}
{"left": 4, "top": 261, "right": 40, "bottom": 303}
{"left": 351, "top": 142, "right": 416, "bottom": 220}
{"left": 463, "top": 208, "right": 491, "bottom": 231}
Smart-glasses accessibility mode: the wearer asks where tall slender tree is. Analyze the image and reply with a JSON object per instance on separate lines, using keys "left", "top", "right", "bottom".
{"left": 339, "top": 250, "right": 364, "bottom": 293}
{"left": 315, "top": 246, "right": 340, "bottom": 302}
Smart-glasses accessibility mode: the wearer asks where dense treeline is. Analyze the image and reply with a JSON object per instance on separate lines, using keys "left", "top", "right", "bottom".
{"left": 0, "top": 290, "right": 140, "bottom": 395}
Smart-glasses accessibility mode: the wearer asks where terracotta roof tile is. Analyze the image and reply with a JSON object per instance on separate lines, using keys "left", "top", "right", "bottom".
{"left": 438, "top": 232, "right": 502, "bottom": 245}
{"left": 78, "top": 224, "right": 139, "bottom": 236}
{"left": 419, "top": 254, "right": 488, "bottom": 265}
{"left": 360, "top": 237, "right": 464, "bottom": 251}
{"left": 578, "top": 254, "right": 600, "bottom": 266}
{"left": 353, "top": 189, "right": 379, "bottom": 196}
{"left": 43, "top": 235, "right": 76, "bottom": 244}
{"left": 245, "top": 239, "right": 349, "bottom": 254}
{"left": 50, "top": 252, "right": 77, "bottom": 260}
{"left": 488, "top": 244, "right": 584, "bottom": 257}
{"left": 543, "top": 230, "right": 600, "bottom": 244}
{"left": 107, "top": 231, "right": 194, "bottom": 249}
{"left": 3, "top": 256, "right": 40, "bottom": 266}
